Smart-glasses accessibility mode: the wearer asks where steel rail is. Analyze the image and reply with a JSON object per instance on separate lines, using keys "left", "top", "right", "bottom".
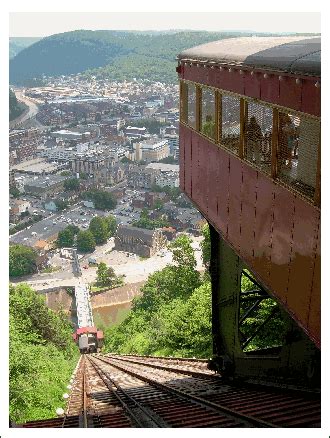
{"left": 95, "top": 355, "right": 276, "bottom": 428}
{"left": 104, "top": 354, "right": 218, "bottom": 379}
{"left": 87, "top": 356, "right": 167, "bottom": 427}
{"left": 107, "top": 353, "right": 208, "bottom": 363}
{"left": 82, "top": 356, "right": 88, "bottom": 427}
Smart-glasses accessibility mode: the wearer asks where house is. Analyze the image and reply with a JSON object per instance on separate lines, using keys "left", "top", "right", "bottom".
{"left": 10, "top": 199, "right": 31, "bottom": 215}
{"left": 115, "top": 225, "right": 167, "bottom": 258}
{"left": 44, "top": 199, "right": 58, "bottom": 212}
{"left": 83, "top": 200, "right": 95, "bottom": 209}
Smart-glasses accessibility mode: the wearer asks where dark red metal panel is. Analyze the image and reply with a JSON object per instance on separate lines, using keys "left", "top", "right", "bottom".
{"left": 260, "top": 75, "right": 280, "bottom": 104}
{"left": 252, "top": 175, "right": 274, "bottom": 282}
{"left": 227, "top": 157, "right": 242, "bottom": 250}
{"left": 301, "top": 78, "right": 321, "bottom": 117}
{"left": 179, "top": 125, "right": 185, "bottom": 191}
{"left": 182, "top": 66, "right": 320, "bottom": 116}
{"left": 307, "top": 223, "right": 320, "bottom": 347}
{"left": 268, "top": 185, "right": 295, "bottom": 304}
{"left": 190, "top": 130, "right": 200, "bottom": 203}
{"left": 286, "top": 199, "right": 320, "bottom": 329}
{"left": 196, "top": 136, "right": 209, "bottom": 216}
{"left": 184, "top": 126, "right": 192, "bottom": 197}
{"left": 244, "top": 72, "right": 261, "bottom": 99}
{"left": 240, "top": 164, "right": 258, "bottom": 266}
{"left": 207, "top": 142, "right": 220, "bottom": 226}
{"left": 207, "top": 67, "right": 218, "bottom": 89}
{"left": 216, "top": 147, "right": 230, "bottom": 237}
{"left": 279, "top": 77, "right": 302, "bottom": 112}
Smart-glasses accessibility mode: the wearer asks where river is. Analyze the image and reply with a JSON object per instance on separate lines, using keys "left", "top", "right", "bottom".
{"left": 93, "top": 301, "right": 132, "bottom": 327}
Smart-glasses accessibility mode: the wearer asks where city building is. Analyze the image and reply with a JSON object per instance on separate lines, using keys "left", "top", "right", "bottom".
{"left": 115, "top": 225, "right": 167, "bottom": 257}
{"left": 138, "top": 139, "right": 169, "bottom": 162}
{"left": 23, "top": 174, "right": 70, "bottom": 199}
{"left": 125, "top": 126, "right": 147, "bottom": 138}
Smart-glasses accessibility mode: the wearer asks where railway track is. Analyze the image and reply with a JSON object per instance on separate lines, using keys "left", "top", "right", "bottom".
{"left": 21, "top": 353, "right": 321, "bottom": 428}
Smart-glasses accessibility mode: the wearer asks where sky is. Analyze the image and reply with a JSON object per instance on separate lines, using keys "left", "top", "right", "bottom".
{"left": 9, "top": 11, "right": 321, "bottom": 37}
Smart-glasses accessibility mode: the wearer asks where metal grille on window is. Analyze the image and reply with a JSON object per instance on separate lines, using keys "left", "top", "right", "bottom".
{"left": 277, "top": 112, "right": 319, "bottom": 199}
{"left": 180, "top": 82, "right": 188, "bottom": 124}
{"left": 245, "top": 101, "right": 273, "bottom": 174}
{"left": 201, "top": 87, "right": 216, "bottom": 140}
{"left": 187, "top": 83, "right": 196, "bottom": 129}
{"left": 221, "top": 94, "right": 240, "bottom": 155}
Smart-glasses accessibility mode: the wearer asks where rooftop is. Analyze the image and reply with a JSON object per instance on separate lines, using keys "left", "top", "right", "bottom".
{"left": 146, "top": 163, "right": 179, "bottom": 172}
{"left": 178, "top": 36, "right": 321, "bottom": 76}
{"left": 11, "top": 158, "right": 60, "bottom": 175}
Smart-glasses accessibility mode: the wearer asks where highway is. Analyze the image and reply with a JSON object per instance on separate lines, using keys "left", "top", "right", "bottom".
{"left": 9, "top": 89, "right": 44, "bottom": 129}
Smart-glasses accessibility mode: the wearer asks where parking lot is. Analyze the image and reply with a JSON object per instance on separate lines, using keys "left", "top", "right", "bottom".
{"left": 10, "top": 203, "right": 108, "bottom": 247}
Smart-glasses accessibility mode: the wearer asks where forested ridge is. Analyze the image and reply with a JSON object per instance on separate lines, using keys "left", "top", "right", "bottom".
{"left": 9, "top": 37, "right": 42, "bottom": 59}
{"left": 9, "top": 29, "right": 309, "bottom": 85}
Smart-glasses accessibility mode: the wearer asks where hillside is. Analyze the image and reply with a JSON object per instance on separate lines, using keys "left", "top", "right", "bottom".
{"left": 9, "top": 37, "right": 42, "bottom": 59}
{"left": 9, "top": 283, "right": 78, "bottom": 423}
{"left": 10, "top": 29, "right": 287, "bottom": 85}
{"left": 9, "top": 88, "right": 27, "bottom": 121}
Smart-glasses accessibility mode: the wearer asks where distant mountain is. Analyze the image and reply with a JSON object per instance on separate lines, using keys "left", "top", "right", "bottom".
{"left": 9, "top": 37, "right": 42, "bottom": 59}
{"left": 9, "top": 30, "right": 318, "bottom": 85}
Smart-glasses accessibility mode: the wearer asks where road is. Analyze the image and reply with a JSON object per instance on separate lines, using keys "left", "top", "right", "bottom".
{"left": 9, "top": 89, "right": 44, "bottom": 129}
{"left": 17, "top": 236, "right": 204, "bottom": 291}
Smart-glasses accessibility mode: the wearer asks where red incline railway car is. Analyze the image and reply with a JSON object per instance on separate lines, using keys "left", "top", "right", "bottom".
{"left": 72, "top": 327, "right": 104, "bottom": 354}
{"left": 177, "top": 37, "right": 320, "bottom": 389}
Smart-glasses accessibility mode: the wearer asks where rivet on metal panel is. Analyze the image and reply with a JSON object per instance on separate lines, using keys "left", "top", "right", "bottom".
{"left": 315, "top": 81, "right": 320, "bottom": 88}
{"left": 263, "top": 73, "right": 269, "bottom": 79}
{"left": 278, "top": 76, "right": 284, "bottom": 81}
{"left": 296, "top": 78, "right": 302, "bottom": 85}
{"left": 250, "top": 71, "right": 254, "bottom": 76}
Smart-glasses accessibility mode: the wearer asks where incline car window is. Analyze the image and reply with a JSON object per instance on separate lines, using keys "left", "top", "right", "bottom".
{"left": 201, "top": 87, "right": 216, "bottom": 140}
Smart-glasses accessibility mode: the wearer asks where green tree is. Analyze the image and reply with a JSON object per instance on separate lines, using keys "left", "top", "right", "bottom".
{"left": 153, "top": 200, "right": 164, "bottom": 210}
{"left": 9, "top": 88, "right": 27, "bottom": 120}
{"left": 56, "top": 227, "right": 74, "bottom": 248}
{"left": 9, "top": 245, "right": 37, "bottom": 277}
{"left": 60, "top": 170, "right": 71, "bottom": 176}
{"left": 20, "top": 210, "right": 30, "bottom": 219}
{"left": 10, "top": 186, "right": 20, "bottom": 198}
{"left": 154, "top": 282, "right": 212, "bottom": 357}
{"left": 104, "top": 215, "right": 117, "bottom": 237}
{"left": 63, "top": 178, "right": 80, "bottom": 192}
{"left": 83, "top": 190, "right": 117, "bottom": 210}
{"left": 96, "top": 262, "right": 116, "bottom": 287}
{"left": 133, "top": 234, "right": 201, "bottom": 314}
{"left": 169, "top": 234, "right": 197, "bottom": 270}
{"left": 54, "top": 199, "right": 69, "bottom": 211}
{"left": 76, "top": 230, "right": 95, "bottom": 253}
{"left": 9, "top": 283, "right": 78, "bottom": 423}
{"left": 89, "top": 216, "right": 108, "bottom": 244}
{"left": 79, "top": 171, "right": 88, "bottom": 180}
{"left": 201, "top": 223, "right": 211, "bottom": 266}
{"left": 66, "top": 224, "right": 80, "bottom": 235}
